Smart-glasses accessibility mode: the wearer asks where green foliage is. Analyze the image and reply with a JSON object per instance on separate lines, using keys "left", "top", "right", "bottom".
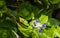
{"left": 0, "top": 0, "right": 60, "bottom": 38}
{"left": 49, "top": 0, "right": 60, "bottom": 4}
{"left": 47, "top": 18, "right": 59, "bottom": 26}
{"left": 39, "top": 15, "right": 48, "bottom": 24}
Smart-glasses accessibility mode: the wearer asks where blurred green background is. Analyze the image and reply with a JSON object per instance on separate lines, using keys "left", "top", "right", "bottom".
{"left": 0, "top": 0, "right": 60, "bottom": 38}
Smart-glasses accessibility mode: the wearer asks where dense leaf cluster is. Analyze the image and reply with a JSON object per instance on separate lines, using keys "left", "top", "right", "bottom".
{"left": 0, "top": 0, "right": 60, "bottom": 38}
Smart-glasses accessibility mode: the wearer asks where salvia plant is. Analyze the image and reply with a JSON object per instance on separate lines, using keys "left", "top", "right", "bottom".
{"left": 0, "top": 0, "right": 60, "bottom": 38}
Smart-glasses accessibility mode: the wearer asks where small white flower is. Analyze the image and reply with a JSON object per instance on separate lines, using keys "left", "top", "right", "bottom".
{"left": 32, "top": 19, "right": 46, "bottom": 33}
{"left": 33, "top": 22, "right": 42, "bottom": 28}
{"left": 33, "top": 19, "right": 46, "bottom": 29}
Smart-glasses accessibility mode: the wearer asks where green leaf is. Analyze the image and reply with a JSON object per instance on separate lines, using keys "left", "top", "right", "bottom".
{"left": 19, "top": 17, "right": 29, "bottom": 26}
{"left": 48, "top": 18, "right": 59, "bottom": 26}
{"left": 55, "top": 27, "right": 60, "bottom": 37}
{"left": 32, "top": 29, "right": 39, "bottom": 38}
{"left": 17, "top": 23, "right": 30, "bottom": 37}
{"left": 0, "top": 1, "right": 5, "bottom": 6}
{"left": 19, "top": 2, "right": 32, "bottom": 18}
{"left": 0, "top": 29, "right": 16, "bottom": 38}
{"left": 44, "top": 27, "right": 56, "bottom": 37}
{"left": 50, "top": 0, "right": 60, "bottom": 4}
{"left": 0, "top": 11, "right": 3, "bottom": 17}
{"left": 39, "top": 15, "right": 48, "bottom": 24}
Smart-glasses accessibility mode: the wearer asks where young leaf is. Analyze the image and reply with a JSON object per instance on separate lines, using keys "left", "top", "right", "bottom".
{"left": 39, "top": 15, "right": 48, "bottom": 24}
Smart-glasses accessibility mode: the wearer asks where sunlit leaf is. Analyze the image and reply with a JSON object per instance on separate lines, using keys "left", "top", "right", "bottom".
{"left": 39, "top": 15, "right": 48, "bottom": 24}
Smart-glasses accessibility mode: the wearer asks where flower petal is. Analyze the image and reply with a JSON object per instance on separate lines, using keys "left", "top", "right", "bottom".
{"left": 42, "top": 23, "right": 46, "bottom": 28}
{"left": 36, "top": 19, "right": 40, "bottom": 22}
{"left": 39, "top": 29, "right": 42, "bottom": 33}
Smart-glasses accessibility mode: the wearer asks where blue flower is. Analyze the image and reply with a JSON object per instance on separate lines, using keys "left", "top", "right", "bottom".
{"left": 33, "top": 19, "right": 40, "bottom": 26}
{"left": 36, "top": 19, "right": 40, "bottom": 22}
{"left": 33, "top": 19, "right": 46, "bottom": 28}
{"left": 42, "top": 23, "right": 46, "bottom": 28}
{"left": 39, "top": 29, "right": 42, "bottom": 33}
{"left": 32, "top": 19, "right": 46, "bottom": 33}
